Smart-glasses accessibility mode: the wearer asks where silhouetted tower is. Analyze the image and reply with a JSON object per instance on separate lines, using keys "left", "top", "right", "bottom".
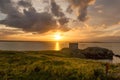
{"left": 69, "top": 43, "right": 78, "bottom": 50}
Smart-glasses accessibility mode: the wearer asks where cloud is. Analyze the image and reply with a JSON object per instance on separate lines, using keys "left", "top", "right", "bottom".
{"left": 0, "top": 0, "right": 69, "bottom": 33}
{"left": 18, "top": 0, "right": 32, "bottom": 7}
{"left": 51, "top": 0, "right": 64, "bottom": 17}
{"left": 0, "top": 0, "right": 96, "bottom": 34}
{"left": 50, "top": 0, "right": 69, "bottom": 29}
{"left": 67, "top": 0, "right": 96, "bottom": 21}
{"left": 0, "top": 25, "right": 23, "bottom": 40}
{"left": 88, "top": 0, "right": 120, "bottom": 26}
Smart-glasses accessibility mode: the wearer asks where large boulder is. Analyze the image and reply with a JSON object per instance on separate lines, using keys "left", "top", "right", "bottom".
{"left": 61, "top": 48, "right": 86, "bottom": 58}
{"left": 81, "top": 47, "right": 114, "bottom": 60}
{"left": 61, "top": 47, "right": 114, "bottom": 60}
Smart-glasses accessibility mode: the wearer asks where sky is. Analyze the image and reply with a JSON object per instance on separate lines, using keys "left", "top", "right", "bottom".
{"left": 0, "top": 0, "right": 120, "bottom": 42}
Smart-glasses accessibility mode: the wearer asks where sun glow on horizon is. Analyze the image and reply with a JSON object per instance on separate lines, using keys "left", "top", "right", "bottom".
{"left": 54, "top": 34, "right": 61, "bottom": 41}
{"left": 54, "top": 32, "right": 62, "bottom": 41}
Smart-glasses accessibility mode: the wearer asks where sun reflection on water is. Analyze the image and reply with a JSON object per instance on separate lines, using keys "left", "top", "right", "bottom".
{"left": 55, "top": 42, "right": 60, "bottom": 51}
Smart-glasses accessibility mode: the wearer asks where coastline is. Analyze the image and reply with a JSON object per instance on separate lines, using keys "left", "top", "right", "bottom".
{"left": 0, "top": 50, "right": 120, "bottom": 80}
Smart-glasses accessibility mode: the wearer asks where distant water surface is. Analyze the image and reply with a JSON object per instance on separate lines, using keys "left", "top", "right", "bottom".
{"left": 0, "top": 41, "right": 120, "bottom": 63}
{"left": 0, "top": 42, "right": 120, "bottom": 54}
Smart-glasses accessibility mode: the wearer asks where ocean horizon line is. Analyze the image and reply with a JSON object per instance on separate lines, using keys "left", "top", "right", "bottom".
{"left": 0, "top": 40, "right": 120, "bottom": 43}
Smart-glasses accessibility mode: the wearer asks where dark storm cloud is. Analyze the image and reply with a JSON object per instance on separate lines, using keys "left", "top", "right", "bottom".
{"left": 88, "top": 0, "right": 120, "bottom": 26}
{"left": 58, "top": 17, "right": 69, "bottom": 26}
{"left": 0, "top": 0, "right": 98, "bottom": 33}
{"left": 18, "top": 0, "right": 32, "bottom": 7}
{"left": 0, "top": 0, "right": 69, "bottom": 33}
{"left": 51, "top": 0, "right": 64, "bottom": 17}
{"left": 67, "top": 0, "right": 95, "bottom": 21}
{"left": 51, "top": 0, "right": 69, "bottom": 26}
{"left": 0, "top": 0, "right": 19, "bottom": 16}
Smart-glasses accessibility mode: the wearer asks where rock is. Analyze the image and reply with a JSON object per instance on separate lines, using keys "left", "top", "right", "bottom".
{"left": 82, "top": 47, "right": 114, "bottom": 60}
{"left": 61, "top": 47, "right": 114, "bottom": 60}
{"left": 61, "top": 48, "right": 85, "bottom": 58}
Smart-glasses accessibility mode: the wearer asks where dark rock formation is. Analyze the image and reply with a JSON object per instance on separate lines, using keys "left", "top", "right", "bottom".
{"left": 61, "top": 48, "right": 85, "bottom": 58}
{"left": 81, "top": 47, "right": 114, "bottom": 60}
{"left": 61, "top": 47, "right": 114, "bottom": 60}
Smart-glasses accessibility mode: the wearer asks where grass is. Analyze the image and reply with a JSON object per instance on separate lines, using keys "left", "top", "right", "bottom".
{"left": 0, "top": 50, "right": 120, "bottom": 80}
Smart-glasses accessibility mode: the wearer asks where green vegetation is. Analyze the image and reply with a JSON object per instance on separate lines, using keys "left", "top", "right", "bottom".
{"left": 0, "top": 50, "right": 120, "bottom": 80}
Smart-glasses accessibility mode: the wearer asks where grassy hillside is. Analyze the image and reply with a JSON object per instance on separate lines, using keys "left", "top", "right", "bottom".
{"left": 0, "top": 50, "right": 120, "bottom": 80}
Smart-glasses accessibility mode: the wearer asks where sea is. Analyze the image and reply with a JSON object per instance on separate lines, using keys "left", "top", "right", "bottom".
{"left": 0, "top": 41, "right": 120, "bottom": 63}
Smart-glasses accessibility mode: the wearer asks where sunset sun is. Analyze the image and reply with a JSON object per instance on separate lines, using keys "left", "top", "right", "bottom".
{"left": 54, "top": 33, "right": 62, "bottom": 41}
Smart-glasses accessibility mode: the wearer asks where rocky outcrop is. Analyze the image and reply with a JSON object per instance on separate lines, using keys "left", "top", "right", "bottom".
{"left": 61, "top": 47, "right": 114, "bottom": 60}
{"left": 61, "top": 48, "right": 85, "bottom": 58}
{"left": 81, "top": 47, "right": 114, "bottom": 60}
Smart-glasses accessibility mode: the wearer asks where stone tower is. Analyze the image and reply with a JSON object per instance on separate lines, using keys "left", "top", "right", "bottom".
{"left": 69, "top": 43, "right": 78, "bottom": 50}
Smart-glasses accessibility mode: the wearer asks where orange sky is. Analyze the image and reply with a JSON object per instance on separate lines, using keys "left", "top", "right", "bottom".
{"left": 0, "top": 0, "right": 120, "bottom": 42}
